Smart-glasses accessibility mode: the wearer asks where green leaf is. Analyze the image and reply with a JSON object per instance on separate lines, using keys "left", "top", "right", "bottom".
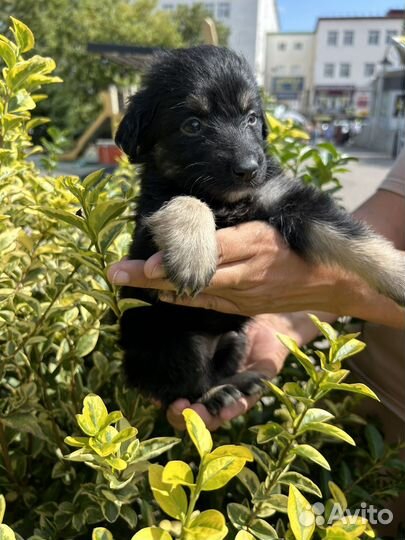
{"left": 185, "top": 510, "right": 228, "bottom": 540}
{"left": 88, "top": 199, "right": 128, "bottom": 235}
{"left": 82, "top": 169, "right": 106, "bottom": 190}
{"left": 279, "top": 472, "right": 322, "bottom": 498}
{"left": 76, "top": 394, "right": 108, "bottom": 436}
{"left": 235, "top": 532, "right": 255, "bottom": 540}
{"left": 131, "top": 437, "right": 180, "bottom": 464}
{"left": 209, "top": 445, "right": 253, "bottom": 461}
{"left": 299, "top": 408, "right": 334, "bottom": 429}
{"left": 333, "top": 338, "right": 366, "bottom": 362}
{"left": 255, "top": 495, "right": 288, "bottom": 517}
{"left": 64, "top": 436, "right": 89, "bottom": 448}
{"left": 264, "top": 381, "right": 295, "bottom": 417}
{"left": 111, "top": 427, "right": 137, "bottom": 444}
{"left": 277, "top": 333, "right": 316, "bottom": 379}
{"left": 183, "top": 408, "right": 212, "bottom": 458}
{"left": 293, "top": 444, "right": 330, "bottom": 470}
{"left": 148, "top": 464, "right": 187, "bottom": 520}
{"left": 288, "top": 485, "right": 315, "bottom": 540}
{"left": 308, "top": 314, "right": 337, "bottom": 342}
{"left": 7, "top": 56, "right": 56, "bottom": 91}
{"left": 227, "top": 502, "right": 251, "bottom": 529}
{"left": 320, "top": 383, "right": 379, "bottom": 401}
{"left": 92, "top": 527, "right": 114, "bottom": 540}
{"left": 162, "top": 460, "right": 194, "bottom": 486}
{"left": 10, "top": 17, "right": 35, "bottom": 53}
{"left": 0, "top": 39, "right": 16, "bottom": 68}
{"left": 201, "top": 456, "right": 247, "bottom": 491}
{"left": 76, "top": 327, "right": 100, "bottom": 357}
{"left": 299, "top": 422, "right": 355, "bottom": 446}
{"left": 41, "top": 208, "right": 88, "bottom": 234}
{"left": 131, "top": 528, "right": 172, "bottom": 540}
{"left": 248, "top": 518, "right": 278, "bottom": 540}
{"left": 255, "top": 423, "right": 284, "bottom": 444}
{"left": 238, "top": 467, "right": 260, "bottom": 496}
{"left": 365, "top": 424, "right": 385, "bottom": 460}
{"left": 328, "top": 481, "right": 347, "bottom": 512}
{"left": 118, "top": 298, "right": 153, "bottom": 312}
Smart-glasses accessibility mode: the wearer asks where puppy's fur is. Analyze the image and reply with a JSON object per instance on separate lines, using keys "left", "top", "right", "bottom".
{"left": 116, "top": 46, "right": 405, "bottom": 415}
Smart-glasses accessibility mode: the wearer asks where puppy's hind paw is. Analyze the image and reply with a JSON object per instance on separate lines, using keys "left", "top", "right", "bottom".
{"left": 199, "top": 384, "right": 243, "bottom": 416}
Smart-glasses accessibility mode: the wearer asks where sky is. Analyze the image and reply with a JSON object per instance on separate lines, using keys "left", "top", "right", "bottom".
{"left": 278, "top": 0, "right": 405, "bottom": 32}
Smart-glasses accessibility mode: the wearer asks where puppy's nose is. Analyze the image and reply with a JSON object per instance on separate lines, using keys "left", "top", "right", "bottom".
{"left": 232, "top": 157, "right": 259, "bottom": 181}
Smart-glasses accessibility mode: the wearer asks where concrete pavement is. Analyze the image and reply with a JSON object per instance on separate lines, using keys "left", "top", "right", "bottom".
{"left": 336, "top": 147, "right": 395, "bottom": 212}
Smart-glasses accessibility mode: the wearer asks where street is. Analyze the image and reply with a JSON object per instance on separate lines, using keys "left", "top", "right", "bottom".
{"left": 336, "top": 147, "right": 395, "bottom": 211}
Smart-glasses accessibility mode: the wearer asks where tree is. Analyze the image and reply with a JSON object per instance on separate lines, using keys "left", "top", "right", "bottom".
{"left": 0, "top": 0, "right": 182, "bottom": 137}
{"left": 171, "top": 3, "right": 230, "bottom": 47}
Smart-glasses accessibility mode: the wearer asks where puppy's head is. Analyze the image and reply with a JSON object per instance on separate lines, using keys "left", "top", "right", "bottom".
{"left": 115, "top": 46, "right": 269, "bottom": 201}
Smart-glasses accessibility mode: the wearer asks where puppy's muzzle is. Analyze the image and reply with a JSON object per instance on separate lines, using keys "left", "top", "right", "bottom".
{"left": 231, "top": 156, "right": 259, "bottom": 182}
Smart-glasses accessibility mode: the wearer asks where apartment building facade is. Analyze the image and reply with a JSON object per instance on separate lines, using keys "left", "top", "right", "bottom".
{"left": 312, "top": 14, "right": 403, "bottom": 117}
{"left": 265, "top": 32, "right": 314, "bottom": 111}
{"left": 157, "top": 0, "right": 279, "bottom": 84}
{"left": 265, "top": 11, "right": 403, "bottom": 117}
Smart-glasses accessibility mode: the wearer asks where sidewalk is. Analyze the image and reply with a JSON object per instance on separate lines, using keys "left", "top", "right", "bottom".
{"left": 337, "top": 147, "right": 395, "bottom": 211}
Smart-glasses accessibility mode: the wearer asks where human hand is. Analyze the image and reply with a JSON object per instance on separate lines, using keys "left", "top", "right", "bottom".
{"left": 108, "top": 221, "right": 343, "bottom": 316}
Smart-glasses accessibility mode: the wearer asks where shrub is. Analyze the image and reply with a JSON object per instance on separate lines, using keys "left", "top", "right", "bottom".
{"left": 0, "top": 18, "right": 404, "bottom": 540}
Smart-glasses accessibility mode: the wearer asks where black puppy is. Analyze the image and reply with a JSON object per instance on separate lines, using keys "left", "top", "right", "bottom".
{"left": 115, "top": 46, "right": 405, "bottom": 415}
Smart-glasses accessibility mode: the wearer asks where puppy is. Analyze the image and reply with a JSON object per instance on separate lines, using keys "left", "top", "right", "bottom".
{"left": 115, "top": 46, "right": 405, "bottom": 415}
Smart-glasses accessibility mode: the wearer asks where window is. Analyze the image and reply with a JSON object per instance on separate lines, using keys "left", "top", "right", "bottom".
{"left": 291, "top": 65, "right": 300, "bottom": 75}
{"left": 368, "top": 30, "right": 380, "bottom": 45}
{"left": 324, "top": 63, "right": 335, "bottom": 77}
{"left": 162, "top": 3, "right": 174, "bottom": 10}
{"left": 340, "top": 63, "right": 351, "bottom": 77}
{"left": 343, "top": 30, "right": 354, "bottom": 45}
{"left": 386, "top": 30, "right": 398, "bottom": 44}
{"left": 217, "top": 2, "right": 230, "bottom": 18}
{"left": 203, "top": 3, "right": 215, "bottom": 15}
{"left": 277, "top": 42, "right": 286, "bottom": 51}
{"left": 327, "top": 31, "right": 338, "bottom": 46}
{"left": 294, "top": 42, "right": 303, "bottom": 50}
{"left": 364, "top": 63, "right": 375, "bottom": 77}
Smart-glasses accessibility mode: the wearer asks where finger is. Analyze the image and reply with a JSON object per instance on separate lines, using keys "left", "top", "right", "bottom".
{"left": 144, "top": 252, "right": 166, "bottom": 279}
{"left": 187, "top": 404, "right": 224, "bottom": 431}
{"left": 166, "top": 399, "right": 191, "bottom": 430}
{"left": 216, "top": 222, "right": 273, "bottom": 264}
{"left": 219, "top": 394, "right": 259, "bottom": 422}
{"left": 159, "top": 291, "right": 239, "bottom": 314}
{"left": 107, "top": 260, "right": 175, "bottom": 290}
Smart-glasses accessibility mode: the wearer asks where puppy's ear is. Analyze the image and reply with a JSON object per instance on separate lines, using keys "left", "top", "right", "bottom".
{"left": 261, "top": 111, "right": 269, "bottom": 140}
{"left": 115, "top": 92, "right": 156, "bottom": 163}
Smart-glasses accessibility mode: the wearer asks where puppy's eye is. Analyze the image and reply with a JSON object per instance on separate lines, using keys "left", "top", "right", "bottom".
{"left": 181, "top": 117, "right": 202, "bottom": 135}
{"left": 247, "top": 113, "right": 258, "bottom": 126}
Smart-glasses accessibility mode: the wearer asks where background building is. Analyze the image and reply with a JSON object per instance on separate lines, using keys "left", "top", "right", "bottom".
{"left": 265, "top": 32, "right": 314, "bottom": 111}
{"left": 157, "top": 0, "right": 279, "bottom": 83}
{"left": 311, "top": 13, "right": 403, "bottom": 117}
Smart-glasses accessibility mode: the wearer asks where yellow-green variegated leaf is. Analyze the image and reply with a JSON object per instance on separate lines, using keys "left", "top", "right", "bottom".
{"left": 320, "top": 383, "right": 379, "bottom": 401}
{"left": 333, "top": 338, "right": 366, "bottom": 362}
{"left": 92, "top": 527, "right": 114, "bottom": 540}
{"left": 288, "top": 485, "right": 315, "bottom": 540}
{"left": 277, "top": 333, "right": 316, "bottom": 379}
{"left": 184, "top": 510, "right": 227, "bottom": 540}
{"left": 299, "top": 422, "right": 355, "bottom": 446}
{"left": 162, "top": 461, "right": 194, "bottom": 487}
{"left": 328, "top": 481, "right": 347, "bottom": 512}
{"left": 76, "top": 394, "right": 109, "bottom": 436}
{"left": 235, "top": 532, "right": 255, "bottom": 540}
{"left": 148, "top": 464, "right": 188, "bottom": 520}
{"left": 182, "top": 408, "right": 212, "bottom": 458}
{"left": 0, "top": 495, "right": 5, "bottom": 523}
{"left": 0, "top": 524, "right": 16, "bottom": 540}
{"left": 308, "top": 314, "right": 337, "bottom": 342}
{"left": 208, "top": 445, "right": 253, "bottom": 461}
{"left": 131, "top": 527, "right": 172, "bottom": 540}
{"left": 293, "top": 444, "right": 331, "bottom": 470}
{"left": 200, "top": 455, "right": 247, "bottom": 491}
{"left": 10, "top": 17, "right": 35, "bottom": 53}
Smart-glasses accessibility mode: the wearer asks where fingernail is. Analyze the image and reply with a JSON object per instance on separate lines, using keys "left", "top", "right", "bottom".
{"left": 150, "top": 264, "right": 165, "bottom": 279}
{"left": 109, "top": 269, "right": 130, "bottom": 285}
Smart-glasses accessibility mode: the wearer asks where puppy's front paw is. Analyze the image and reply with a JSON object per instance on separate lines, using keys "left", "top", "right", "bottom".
{"left": 145, "top": 196, "right": 217, "bottom": 295}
